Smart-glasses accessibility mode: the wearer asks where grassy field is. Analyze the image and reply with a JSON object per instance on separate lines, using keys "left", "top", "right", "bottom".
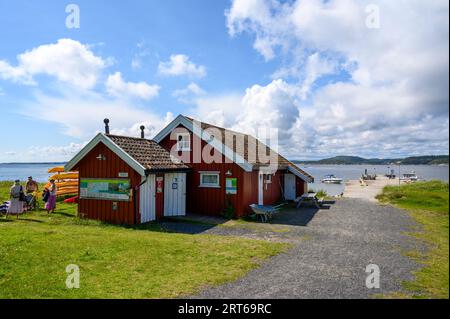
{"left": 376, "top": 180, "right": 449, "bottom": 299}
{"left": 0, "top": 181, "right": 287, "bottom": 298}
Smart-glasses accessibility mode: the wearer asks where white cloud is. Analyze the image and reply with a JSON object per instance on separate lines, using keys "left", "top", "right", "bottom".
{"left": 106, "top": 72, "right": 160, "bottom": 100}
{"left": 131, "top": 40, "right": 151, "bottom": 70}
{"left": 0, "top": 39, "right": 106, "bottom": 89}
{"left": 173, "top": 82, "right": 206, "bottom": 103}
{"left": 188, "top": 80, "right": 299, "bottom": 147}
{"left": 22, "top": 88, "right": 171, "bottom": 140}
{"left": 3, "top": 142, "right": 86, "bottom": 163}
{"left": 233, "top": 80, "right": 299, "bottom": 141}
{"left": 158, "top": 54, "right": 206, "bottom": 78}
{"left": 188, "top": 93, "right": 243, "bottom": 128}
{"left": 225, "top": 0, "right": 449, "bottom": 158}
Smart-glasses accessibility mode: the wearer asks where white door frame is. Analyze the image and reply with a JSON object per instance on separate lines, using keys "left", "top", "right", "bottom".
{"left": 284, "top": 173, "right": 296, "bottom": 200}
{"left": 140, "top": 174, "right": 156, "bottom": 223}
{"left": 164, "top": 172, "right": 186, "bottom": 216}
{"left": 258, "top": 172, "right": 264, "bottom": 205}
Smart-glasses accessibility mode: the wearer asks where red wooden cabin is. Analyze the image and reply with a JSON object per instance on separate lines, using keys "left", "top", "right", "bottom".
{"left": 65, "top": 116, "right": 314, "bottom": 224}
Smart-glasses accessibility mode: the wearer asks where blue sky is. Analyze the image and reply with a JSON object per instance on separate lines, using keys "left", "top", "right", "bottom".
{"left": 0, "top": 0, "right": 448, "bottom": 162}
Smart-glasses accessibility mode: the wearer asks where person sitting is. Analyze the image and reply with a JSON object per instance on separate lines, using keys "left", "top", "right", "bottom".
{"left": 25, "top": 176, "right": 39, "bottom": 194}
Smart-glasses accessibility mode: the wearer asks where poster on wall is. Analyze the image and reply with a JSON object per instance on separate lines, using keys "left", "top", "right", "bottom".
{"left": 226, "top": 178, "right": 237, "bottom": 194}
{"left": 156, "top": 177, "right": 164, "bottom": 193}
{"left": 80, "top": 178, "right": 131, "bottom": 201}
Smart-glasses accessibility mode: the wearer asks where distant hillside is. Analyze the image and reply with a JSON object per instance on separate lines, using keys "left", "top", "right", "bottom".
{"left": 294, "top": 155, "right": 449, "bottom": 165}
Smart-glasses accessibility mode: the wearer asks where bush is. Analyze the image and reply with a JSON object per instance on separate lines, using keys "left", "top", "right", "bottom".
{"left": 315, "top": 189, "right": 328, "bottom": 198}
{"left": 222, "top": 195, "right": 235, "bottom": 219}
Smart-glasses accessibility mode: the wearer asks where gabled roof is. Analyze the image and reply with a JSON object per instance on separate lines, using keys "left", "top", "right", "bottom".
{"left": 107, "top": 134, "right": 189, "bottom": 172}
{"left": 153, "top": 115, "right": 314, "bottom": 182}
{"left": 65, "top": 133, "right": 189, "bottom": 176}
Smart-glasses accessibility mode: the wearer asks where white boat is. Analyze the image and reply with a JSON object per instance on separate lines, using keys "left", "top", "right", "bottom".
{"left": 400, "top": 171, "right": 419, "bottom": 182}
{"left": 321, "top": 174, "right": 343, "bottom": 184}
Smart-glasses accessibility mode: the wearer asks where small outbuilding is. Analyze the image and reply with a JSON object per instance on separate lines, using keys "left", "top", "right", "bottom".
{"left": 65, "top": 123, "right": 189, "bottom": 224}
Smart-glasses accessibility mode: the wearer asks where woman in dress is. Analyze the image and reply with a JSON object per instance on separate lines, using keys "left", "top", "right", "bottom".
{"left": 45, "top": 179, "right": 57, "bottom": 214}
{"left": 6, "top": 180, "right": 25, "bottom": 219}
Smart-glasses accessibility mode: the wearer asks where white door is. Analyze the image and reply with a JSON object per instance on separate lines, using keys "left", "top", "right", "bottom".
{"left": 284, "top": 174, "right": 296, "bottom": 200}
{"left": 258, "top": 173, "right": 264, "bottom": 205}
{"left": 164, "top": 173, "right": 186, "bottom": 216}
{"left": 140, "top": 174, "right": 156, "bottom": 223}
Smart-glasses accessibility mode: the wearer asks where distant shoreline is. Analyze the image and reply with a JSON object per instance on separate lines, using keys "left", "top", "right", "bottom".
{"left": 293, "top": 155, "right": 449, "bottom": 166}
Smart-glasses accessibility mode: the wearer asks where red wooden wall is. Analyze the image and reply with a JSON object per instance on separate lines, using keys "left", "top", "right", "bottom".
{"left": 155, "top": 173, "right": 164, "bottom": 219}
{"left": 160, "top": 125, "right": 248, "bottom": 217}
{"left": 296, "top": 176, "right": 306, "bottom": 197}
{"left": 262, "top": 171, "right": 284, "bottom": 205}
{"left": 159, "top": 125, "right": 285, "bottom": 217}
{"left": 74, "top": 142, "right": 141, "bottom": 224}
{"left": 240, "top": 171, "right": 258, "bottom": 216}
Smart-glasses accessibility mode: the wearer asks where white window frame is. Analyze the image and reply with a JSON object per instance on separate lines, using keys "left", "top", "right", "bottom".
{"left": 176, "top": 133, "right": 191, "bottom": 151}
{"left": 199, "top": 171, "right": 220, "bottom": 188}
{"left": 265, "top": 174, "right": 272, "bottom": 183}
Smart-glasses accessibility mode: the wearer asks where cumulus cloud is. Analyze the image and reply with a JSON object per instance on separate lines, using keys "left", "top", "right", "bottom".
{"left": 0, "top": 38, "right": 106, "bottom": 89}
{"left": 225, "top": 0, "right": 449, "bottom": 158}
{"left": 158, "top": 54, "right": 206, "bottom": 78}
{"left": 106, "top": 72, "right": 160, "bottom": 100}
{"left": 233, "top": 79, "right": 299, "bottom": 142}
{"left": 187, "top": 79, "right": 299, "bottom": 151}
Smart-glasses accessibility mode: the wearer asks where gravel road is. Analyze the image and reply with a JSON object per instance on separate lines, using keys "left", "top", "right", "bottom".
{"left": 170, "top": 198, "right": 422, "bottom": 298}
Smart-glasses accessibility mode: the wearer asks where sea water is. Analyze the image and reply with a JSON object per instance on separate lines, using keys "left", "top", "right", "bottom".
{"left": 299, "top": 164, "right": 449, "bottom": 196}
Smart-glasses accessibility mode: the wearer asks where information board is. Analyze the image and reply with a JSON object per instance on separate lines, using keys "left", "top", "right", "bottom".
{"left": 80, "top": 178, "right": 131, "bottom": 201}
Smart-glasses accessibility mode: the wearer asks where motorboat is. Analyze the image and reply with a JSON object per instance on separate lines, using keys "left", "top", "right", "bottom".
{"left": 400, "top": 171, "right": 419, "bottom": 182}
{"left": 321, "top": 174, "right": 343, "bottom": 184}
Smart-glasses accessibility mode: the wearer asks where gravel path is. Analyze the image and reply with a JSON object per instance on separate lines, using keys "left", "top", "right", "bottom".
{"left": 175, "top": 198, "right": 422, "bottom": 298}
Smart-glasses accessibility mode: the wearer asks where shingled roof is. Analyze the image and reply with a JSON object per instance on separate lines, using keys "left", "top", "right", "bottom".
{"left": 183, "top": 116, "right": 314, "bottom": 181}
{"left": 106, "top": 134, "right": 189, "bottom": 171}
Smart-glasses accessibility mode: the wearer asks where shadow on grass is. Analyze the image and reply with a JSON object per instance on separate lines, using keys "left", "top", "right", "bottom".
{"left": 53, "top": 211, "right": 76, "bottom": 218}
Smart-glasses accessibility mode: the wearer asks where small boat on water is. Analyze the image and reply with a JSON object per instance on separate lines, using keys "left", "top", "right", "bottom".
{"left": 321, "top": 174, "right": 343, "bottom": 184}
{"left": 400, "top": 171, "right": 419, "bottom": 182}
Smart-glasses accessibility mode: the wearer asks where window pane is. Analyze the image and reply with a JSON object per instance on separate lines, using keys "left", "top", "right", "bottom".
{"left": 177, "top": 134, "right": 190, "bottom": 150}
{"left": 202, "top": 174, "right": 218, "bottom": 185}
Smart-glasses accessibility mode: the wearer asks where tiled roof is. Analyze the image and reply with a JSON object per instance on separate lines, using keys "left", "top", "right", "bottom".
{"left": 184, "top": 117, "right": 314, "bottom": 181}
{"left": 106, "top": 134, "right": 189, "bottom": 171}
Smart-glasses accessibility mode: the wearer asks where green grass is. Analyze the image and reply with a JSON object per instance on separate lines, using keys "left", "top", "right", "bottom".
{"left": 0, "top": 181, "right": 287, "bottom": 298}
{"left": 376, "top": 180, "right": 449, "bottom": 299}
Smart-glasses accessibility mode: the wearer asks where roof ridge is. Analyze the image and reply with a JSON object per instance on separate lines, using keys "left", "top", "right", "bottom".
{"left": 106, "top": 133, "right": 157, "bottom": 143}
{"left": 183, "top": 115, "right": 250, "bottom": 137}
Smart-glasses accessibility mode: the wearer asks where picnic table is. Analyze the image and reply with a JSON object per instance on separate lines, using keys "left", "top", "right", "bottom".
{"left": 249, "top": 204, "right": 284, "bottom": 223}
{"left": 295, "top": 193, "right": 322, "bottom": 209}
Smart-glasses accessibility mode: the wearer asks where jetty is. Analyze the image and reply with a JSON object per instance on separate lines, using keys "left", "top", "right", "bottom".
{"left": 344, "top": 176, "right": 399, "bottom": 202}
